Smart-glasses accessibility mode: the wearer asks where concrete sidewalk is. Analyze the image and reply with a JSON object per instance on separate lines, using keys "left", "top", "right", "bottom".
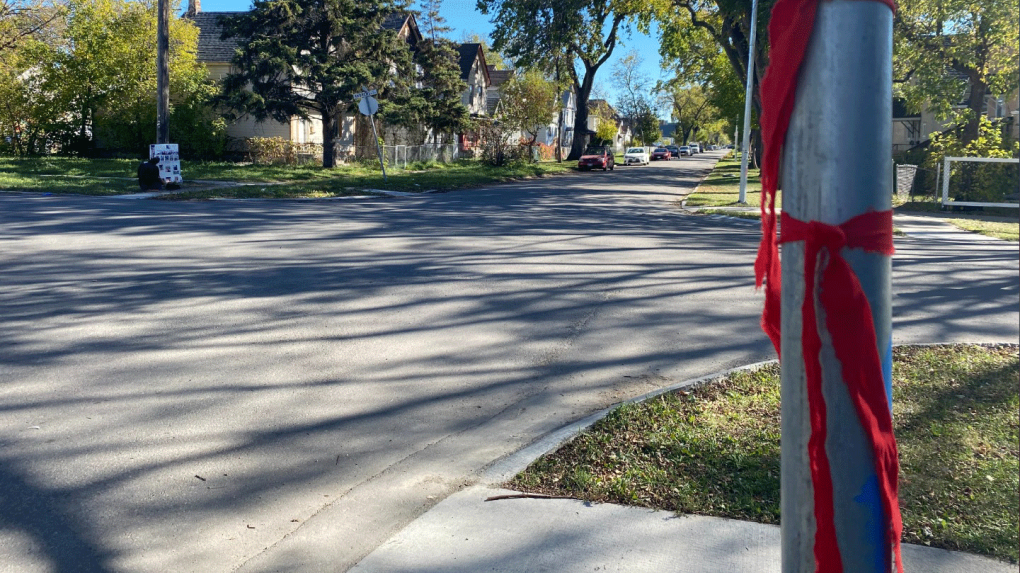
{"left": 351, "top": 484, "right": 1015, "bottom": 573}
{"left": 350, "top": 358, "right": 1018, "bottom": 573}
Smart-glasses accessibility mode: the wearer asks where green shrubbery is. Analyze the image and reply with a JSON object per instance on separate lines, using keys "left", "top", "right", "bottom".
{"left": 897, "top": 118, "right": 1018, "bottom": 203}
{"left": 242, "top": 137, "right": 322, "bottom": 166}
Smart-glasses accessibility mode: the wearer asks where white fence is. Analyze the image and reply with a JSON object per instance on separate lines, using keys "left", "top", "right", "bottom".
{"left": 333, "top": 144, "right": 462, "bottom": 168}
{"left": 941, "top": 156, "right": 1020, "bottom": 209}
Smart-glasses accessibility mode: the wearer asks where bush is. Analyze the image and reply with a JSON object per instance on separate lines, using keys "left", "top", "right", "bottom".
{"left": 927, "top": 118, "right": 1019, "bottom": 204}
{"left": 244, "top": 137, "right": 323, "bottom": 165}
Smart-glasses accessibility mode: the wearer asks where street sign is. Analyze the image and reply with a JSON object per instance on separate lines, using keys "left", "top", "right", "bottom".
{"left": 353, "top": 89, "right": 378, "bottom": 100}
{"left": 358, "top": 96, "right": 379, "bottom": 116}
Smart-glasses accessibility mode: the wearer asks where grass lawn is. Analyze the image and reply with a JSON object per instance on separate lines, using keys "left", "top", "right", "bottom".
{"left": 696, "top": 208, "right": 760, "bottom": 220}
{"left": 944, "top": 218, "right": 1019, "bottom": 241}
{"left": 897, "top": 202, "right": 1019, "bottom": 242}
{"left": 684, "top": 153, "right": 777, "bottom": 208}
{"left": 510, "top": 344, "right": 1019, "bottom": 563}
{"left": 0, "top": 156, "right": 576, "bottom": 198}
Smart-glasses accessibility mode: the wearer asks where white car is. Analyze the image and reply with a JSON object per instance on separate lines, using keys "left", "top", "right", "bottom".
{"left": 689, "top": 143, "right": 701, "bottom": 154}
{"left": 623, "top": 147, "right": 650, "bottom": 165}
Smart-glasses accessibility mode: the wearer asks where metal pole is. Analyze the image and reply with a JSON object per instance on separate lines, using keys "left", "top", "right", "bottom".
{"left": 369, "top": 114, "right": 387, "bottom": 182}
{"left": 941, "top": 156, "right": 950, "bottom": 207}
{"left": 779, "top": 2, "right": 893, "bottom": 571}
{"left": 156, "top": 0, "right": 170, "bottom": 144}
{"left": 738, "top": 0, "right": 759, "bottom": 204}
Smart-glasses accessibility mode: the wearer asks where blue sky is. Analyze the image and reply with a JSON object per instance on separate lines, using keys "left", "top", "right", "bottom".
{"left": 191, "top": 0, "right": 670, "bottom": 112}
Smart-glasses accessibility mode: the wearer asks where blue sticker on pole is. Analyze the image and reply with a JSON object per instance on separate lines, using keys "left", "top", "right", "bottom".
{"left": 855, "top": 474, "right": 889, "bottom": 571}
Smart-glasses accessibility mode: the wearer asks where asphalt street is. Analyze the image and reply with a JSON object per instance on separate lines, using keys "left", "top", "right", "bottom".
{"left": 0, "top": 151, "right": 1016, "bottom": 572}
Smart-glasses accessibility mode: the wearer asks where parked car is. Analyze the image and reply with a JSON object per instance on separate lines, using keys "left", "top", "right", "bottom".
{"left": 578, "top": 146, "right": 615, "bottom": 171}
{"left": 650, "top": 147, "right": 671, "bottom": 160}
{"left": 666, "top": 145, "right": 681, "bottom": 159}
{"left": 623, "top": 147, "right": 650, "bottom": 165}
{"left": 689, "top": 143, "right": 701, "bottom": 154}
{"left": 677, "top": 145, "right": 692, "bottom": 157}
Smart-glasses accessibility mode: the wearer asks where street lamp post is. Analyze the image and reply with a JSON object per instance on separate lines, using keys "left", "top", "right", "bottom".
{"left": 737, "top": 0, "right": 759, "bottom": 205}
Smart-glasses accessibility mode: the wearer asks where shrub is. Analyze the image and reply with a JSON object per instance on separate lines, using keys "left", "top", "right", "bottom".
{"left": 244, "top": 137, "right": 323, "bottom": 165}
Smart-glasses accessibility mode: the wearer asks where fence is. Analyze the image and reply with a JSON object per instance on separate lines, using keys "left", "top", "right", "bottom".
{"left": 894, "top": 159, "right": 1020, "bottom": 208}
{"left": 332, "top": 144, "right": 462, "bottom": 169}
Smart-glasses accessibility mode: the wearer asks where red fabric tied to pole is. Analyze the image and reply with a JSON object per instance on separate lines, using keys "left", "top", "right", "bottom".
{"left": 754, "top": 0, "right": 903, "bottom": 571}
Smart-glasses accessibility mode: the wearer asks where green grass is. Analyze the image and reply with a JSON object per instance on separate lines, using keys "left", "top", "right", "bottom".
{"left": 896, "top": 202, "right": 1019, "bottom": 241}
{"left": 943, "top": 218, "right": 1019, "bottom": 241}
{"left": 684, "top": 153, "right": 778, "bottom": 208}
{"left": 0, "top": 156, "right": 576, "bottom": 198}
{"left": 696, "top": 208, "right": 761, "bottom": 220}
{"left": 510, "top": 344, "right": 1019, "bottom": 563}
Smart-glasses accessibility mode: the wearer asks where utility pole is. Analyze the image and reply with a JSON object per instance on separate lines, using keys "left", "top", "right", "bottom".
{"left": 779, "top": 1, "right": 896, "bottom": 571}
{"left": 156, "top": 0, "right": 170, "bottom": 144}
{"left": 737, "top": 0, "right": 759, "bottom": 204}
{"left": 556, "top": 56, "right": 564, "bottom": 163}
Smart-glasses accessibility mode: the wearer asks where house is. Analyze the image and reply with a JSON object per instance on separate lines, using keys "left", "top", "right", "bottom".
{"left": 454, "top": 43, "right": 490, "bottom": 154}
{"left": 587, "top": 99, "right": 628, "bottom": 152}
{"left": 892, "top": 68, "right": 1019, "bottom": 155}
{"left": 484, "top": 67, "right": 577, "bottom": 160}
{"left": 189, "top": 1, "right": 423, "bottom": 155}
{"left": 485, "top": 65, "right": 513, "bottom": 116}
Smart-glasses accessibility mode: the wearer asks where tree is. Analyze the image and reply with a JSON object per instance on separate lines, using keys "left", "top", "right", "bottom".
{"left": 656, "top": 80, "right": 717, "bottom": 144}
{"left": 32, "top": 0, "right": 207, "bottom": 155}
{"left": 611, "top": 49, "right": 654, "bottom": 144}
{"left": 894, "top": 0, "right": 1019, "bottom": 144}
{"left": 417, "top": 0, "right": 449, "bottom": 41}
{"left": 0, "top": 0, "right": 61, "bottom": 56}
{"left": 478, "top": 0, "right": 644, "bottom": 160}
{"left": 654, "top": 0, "right": 771, "bottom": 162}
{"left": 590, "top": 99, "right": 617, "bottom": 146}
{"left": 501, "top": 69, "right": 560, "bottom": 150}
{"left": 382, "top": 37, "right": 470, "bottom": 144}
{"left": 219, "top": 0, "right": 412, "bottom": 168}
{"left": 634, "top": 109, "right": 659, "bottom": 145}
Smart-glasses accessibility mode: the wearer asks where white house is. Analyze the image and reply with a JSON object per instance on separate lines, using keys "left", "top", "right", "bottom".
{"left": 189, "top": 3, "right": 424, "bottom": 156}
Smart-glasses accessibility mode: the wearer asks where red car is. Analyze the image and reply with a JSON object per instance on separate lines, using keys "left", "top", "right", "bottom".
{"left": 650, "top": 147, "right": 671, "bottom": 160}
{"left": 578, "top": 146, "right": 615, "bottom": 171}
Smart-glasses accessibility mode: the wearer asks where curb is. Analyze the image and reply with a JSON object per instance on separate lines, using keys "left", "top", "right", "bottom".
{"left": 480, "top": 358, "right": 777, "bottom": 484}
{"left": 481, "top": 342, "right": 1019, "bottom": 485}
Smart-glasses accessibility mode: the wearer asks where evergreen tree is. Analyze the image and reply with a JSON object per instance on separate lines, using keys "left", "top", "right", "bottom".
{"left": 219, "top": 0, "right": 413, "bottom": 167}
{"left": 382, "top": 37, "right": 470, "bottom": 144}
{"left": 417, "top": 0, "right": 448, "bottom": 41}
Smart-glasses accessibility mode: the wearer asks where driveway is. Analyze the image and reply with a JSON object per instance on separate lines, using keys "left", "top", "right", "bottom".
{"left": 0, "top": 151, "right": 1015, "bottom": 572}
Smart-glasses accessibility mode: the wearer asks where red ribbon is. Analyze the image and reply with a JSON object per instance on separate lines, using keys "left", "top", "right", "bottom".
{"left": 754, "top": 0, "right": 903, "bottom": 571}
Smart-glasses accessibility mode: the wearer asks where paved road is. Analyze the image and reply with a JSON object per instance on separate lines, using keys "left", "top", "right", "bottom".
{"left": 0, "top": 151, "right": 1016, "bottom": 573}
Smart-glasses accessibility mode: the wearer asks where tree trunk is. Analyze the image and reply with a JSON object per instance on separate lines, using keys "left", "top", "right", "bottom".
{"left": 752, "top": 127, "right": 762, "bottom": 170}
{"left": 322, "top": 112, "right": 336, "bottom": 168}
{"left": 568, "top": 76, "right": 594, "bottom": 160}
{"left": 963, "top": 76, "right": 987, "bottom": 144}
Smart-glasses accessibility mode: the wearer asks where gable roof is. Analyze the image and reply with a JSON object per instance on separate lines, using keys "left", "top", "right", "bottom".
{"left": 456, "top": 43, "right": 489, "bottom": 85}
{"left": 588, "top": 99, "right": 618, "bottom": 118}
{"left": 190, "top": 11, "right": 421, "bottom": 64}
{"left": 190, "top": 11, "right": 241, "bottom": 63}
{"left": 486, "top": 65, "right": 512, "bottom": 88}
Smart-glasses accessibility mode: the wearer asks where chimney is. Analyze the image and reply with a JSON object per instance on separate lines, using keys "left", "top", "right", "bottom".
{"left": 185, "top": 0, "right": 200, "bottom": 17}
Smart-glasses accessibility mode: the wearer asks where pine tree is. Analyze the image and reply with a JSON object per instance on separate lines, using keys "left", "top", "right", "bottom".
{"left": 218, "top": 0, "right": 413, "bottom": 167}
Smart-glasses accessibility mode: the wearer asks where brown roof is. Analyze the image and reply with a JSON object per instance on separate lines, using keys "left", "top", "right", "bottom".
{"left": 486, "top": 65, "right": 512, "bottom": 88}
